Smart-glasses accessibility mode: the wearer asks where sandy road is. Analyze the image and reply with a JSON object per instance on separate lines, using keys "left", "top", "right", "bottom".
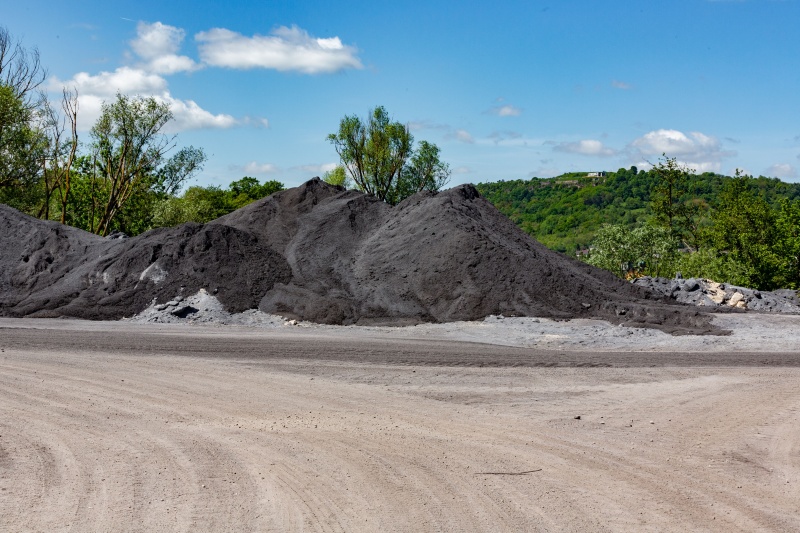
{"left": 1, "top": 319, "right": 800, "bottom": 532}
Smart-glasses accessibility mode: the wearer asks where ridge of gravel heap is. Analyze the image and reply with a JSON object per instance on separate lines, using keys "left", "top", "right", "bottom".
{"left": 1, "top": 178, "right": 724, "bottom": 334}
{"left": 632, "top": 276, "right": 800, "bottom": 314}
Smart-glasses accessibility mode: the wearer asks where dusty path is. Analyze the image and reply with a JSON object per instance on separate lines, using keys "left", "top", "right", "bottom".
{"left": 1, "top": 319, "right": 800, "bottom": 532}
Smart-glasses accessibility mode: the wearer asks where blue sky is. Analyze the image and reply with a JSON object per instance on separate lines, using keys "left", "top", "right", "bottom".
{"left": 4, "top": 0, "right": 800, "bottom": 188}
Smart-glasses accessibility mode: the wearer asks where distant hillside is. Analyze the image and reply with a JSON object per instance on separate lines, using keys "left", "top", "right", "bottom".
{"left": 476, "top": 168, "right": 800, "bottom": 253}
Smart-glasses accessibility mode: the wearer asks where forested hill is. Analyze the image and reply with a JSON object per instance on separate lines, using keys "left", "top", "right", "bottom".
{"left": 475, "top": 168, "right": 800, "bottom": 253}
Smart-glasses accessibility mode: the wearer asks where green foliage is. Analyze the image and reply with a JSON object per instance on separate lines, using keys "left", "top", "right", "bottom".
{"left": 327, "top": 106, "right": 449, "bottom": 205}
{"left": 649, "top": 155, "right": 707, "bottom": 249}
{"left": 322, "top": 165, "right": 351, "bottom": 188}
{"left": 227, "top": 176, "right": 284, "bottom": 210}
{"left": 391, "top": 140, "right": 451, "bottom": 205}
{"left": 476, "top": 167, "right": 657, "bottom": 252}
{"left": 0, "top": 83, "right": 47, "bottom": 212}
{"left": 0, "top": 30, "right": 223, "bottom": 237}
{"left": 151, "top": 177, "right": 285, "bottom": 228}
{"left": 585, "top": 224, "right": 678, "bottom": 278}
{"left": 671, "top": 248, "right": 752, "bottom": 287}
{"left": 476, "top": 168, "right": 800, "bottom": 254}
{"left": 480, "top": 167, "right": 800, "bottom": 290}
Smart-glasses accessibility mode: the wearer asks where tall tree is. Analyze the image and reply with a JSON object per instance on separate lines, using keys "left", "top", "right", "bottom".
{"left": 649, "top": 155, "right": 707, "bottom": 250}
{"left": 708, "top": 173, "right": 780, "bottom": 289}
{"left": 88, "top": 93, "right": 207, "bottom": 235}
{"left": 328, "top": 106, "right": 450, "bottom": 205}
{"left": 0, "top": 83, "right": 46, "bottom": 211}
{"left": 38, "top": 87, "right": 79, "bottom": 223}
{"left": 327, "top": 106, "right": 413, "bottom": 204}
{"left": 0, "top": 26, "right": 47, "bottom": 111}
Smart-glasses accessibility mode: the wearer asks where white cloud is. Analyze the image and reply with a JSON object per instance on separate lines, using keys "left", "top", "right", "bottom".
{"left": 629, "top": 129, "right": 735, "bottom": 172}
{"left": 243, "top": 162, "right": 279, "bottom": 175}
{"left": 452, "top": 129, "right": 475, "bottom": 144}
{"left": 612, "top": 80, "right": 632, "bottom": 90}
{"left": 161, "top": 95, "right": 237, "bottom": 132}
{"left": 196, "top": 25, "right": 362, "bottom": 74}
{"left": 131, "top": 21, "right": 199, "bottom": 74}
{"left": 50, "top": 67, "right": 239, "bottom": 132}
{"left": 50, "top": 66, "right": 167, "bottom": 98}
{"left": 452, "top": 166, "right": 471, "bottom": 174}
{"left": 766, "top": 163, "right": 797, "bottom": 179}
{"left": 295, "top": 163, "right": 338, "bottom": 174}
{"left": 553, "top": 139, "right": 616, "bottom": 157}
{"left": 487, "top": 104, "right": 522, "bottom": 117}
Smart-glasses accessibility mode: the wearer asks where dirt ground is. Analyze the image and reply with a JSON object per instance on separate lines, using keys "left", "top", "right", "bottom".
{"left": 1, "top": 316, "right": 799, "bottom": 532}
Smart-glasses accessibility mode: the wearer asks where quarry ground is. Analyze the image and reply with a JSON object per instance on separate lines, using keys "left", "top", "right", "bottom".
{"left": 1, "top": 314, "right": 800, "bottom": 532}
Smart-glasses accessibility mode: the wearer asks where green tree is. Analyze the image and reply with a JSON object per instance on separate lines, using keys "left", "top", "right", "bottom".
{"left": 650, "top": 155, "right": 705, "bottom": 249}
{"left": 392, "top": 140, "right": 451, "bottom": 204}
{"left": 0, "top": 26, "right": 47, "bottom": 111}
{"left": 708, "top": 173, "right": 780, "bottom": 289}
{"left": 38, "top": 87, "right": 79, "bottom": 223}
{"left": 226, "top": 176, "right": 284, "bottom": 209}
{"left": 585, "top": 223, "right": 678, "bottom": 278}
{"left": 327, "top": 106, "right": 450, "bottom": 205}
{"left": 0, "top": 83, "right": 47, "bottom": 212}
{"left": 150, "top": 177, "right": 284, "bottom": 228}
{"left": 322, "top": 165, "right": 351, "bottom": 189}
{"left": 773, "top": 198, "right": 800, "bottom": 289}
{"left": 87, "top": 93, "right": 205, "bottom": 235}
{"left": 0, "top": 27, "right": 51, "bottom": 214}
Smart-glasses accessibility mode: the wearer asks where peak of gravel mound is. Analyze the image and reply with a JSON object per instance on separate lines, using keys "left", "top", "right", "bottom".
{"left": 1, "top": 179, "right": 721, "bottom": 334}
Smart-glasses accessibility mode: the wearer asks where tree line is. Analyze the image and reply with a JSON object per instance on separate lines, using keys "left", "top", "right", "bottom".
{"left": 477, "top": 158, "right": 800, "bottom": 290}
{"left": 1, "top": 26, "right": 452, "bottom": 236}
{"left": 583, "top": 157, "right": 800, "bottom": 290}
{"left": 0, "top": 27, "right": 225, "bottom": 236}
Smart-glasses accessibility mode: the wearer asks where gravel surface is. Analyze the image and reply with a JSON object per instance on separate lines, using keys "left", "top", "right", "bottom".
{"left": 1, "top": 316, "right": 799, "bottom": 532}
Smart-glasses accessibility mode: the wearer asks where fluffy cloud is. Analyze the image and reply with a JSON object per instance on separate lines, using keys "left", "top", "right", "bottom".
{"left": 629, "top": 129, "right": 735, "bottom": 172}
{"left": 51, "top": 66, "right": 167, "bottom": 98}
{"left": 163, "top": 96, "right": 237, "bottom": 132}
{"left": 766, "top": 163, "right": 797, "bottom": 179}
{"left": 553, "top": 139, "right": 616, "bottom": 157}
{"left": 50, "top": 67, "right": 237, "bottom": 132}
{"left": 131, "top": 21, "right": 199, "bottom": 74}
{"left": 196, "top": 25, "right": 362, "bottom": 74}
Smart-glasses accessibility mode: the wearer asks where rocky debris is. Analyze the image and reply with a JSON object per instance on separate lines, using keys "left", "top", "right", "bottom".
{"left": 1, "top": 179, "right": 724, "bottom": 334}
{"left": 632, "top": 276, "right": 800, "bottom": 314}
{"left": 131, "top": 289, "right": 287, "bottom": 326}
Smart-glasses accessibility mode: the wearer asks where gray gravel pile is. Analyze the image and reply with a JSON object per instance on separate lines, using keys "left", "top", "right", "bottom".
{"left": 1, "top": 179, "right": 724, "bottom": 334}
{"left": 632, "top": 276, "right": 800, "bottom": 314}
{"left": 131, "top": 289, "right": 289, "bottom": 326}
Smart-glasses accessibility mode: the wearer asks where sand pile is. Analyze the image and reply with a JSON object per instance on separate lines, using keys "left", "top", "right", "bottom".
{"left": 1, "top": 178, "right": 718, "bottom": 333}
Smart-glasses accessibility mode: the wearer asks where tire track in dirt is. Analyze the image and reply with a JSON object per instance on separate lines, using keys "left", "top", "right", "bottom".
{"left": 3, "top": 322, "right": 800, "bottom": 531}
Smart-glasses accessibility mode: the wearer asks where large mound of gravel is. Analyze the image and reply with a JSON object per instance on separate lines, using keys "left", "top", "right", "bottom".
{"left": 0, "top": 179, "right": 720, "bottom": 333}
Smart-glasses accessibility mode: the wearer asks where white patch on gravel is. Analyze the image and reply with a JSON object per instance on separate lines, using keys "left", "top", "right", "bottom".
{"left": 139, "top": 262, "right": 167, "bottom": 284}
